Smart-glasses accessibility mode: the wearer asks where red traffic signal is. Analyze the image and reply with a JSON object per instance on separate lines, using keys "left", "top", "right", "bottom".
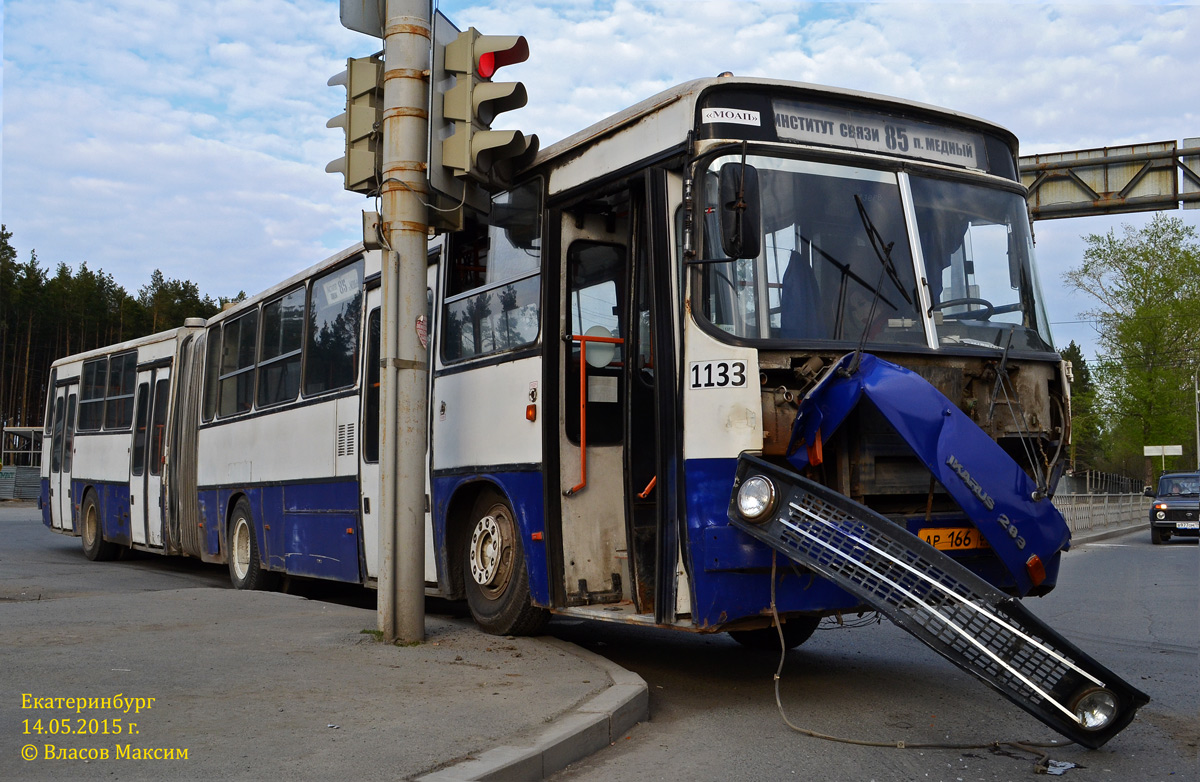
{"left": 445, "top": 30, "right": 528, "bottom": 81}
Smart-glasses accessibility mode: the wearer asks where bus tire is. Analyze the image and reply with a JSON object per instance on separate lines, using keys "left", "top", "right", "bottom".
{"left": 80, "top": 491, "right": 119, "bottom": 562}
{"left": 463, "top": 490, "right": 548, "bottom": 636}
{"left": 728, "top": 615, "right": 820, "bottom": 651}
{"left": 227, "top": 498, "right": 275, "bottom": 591}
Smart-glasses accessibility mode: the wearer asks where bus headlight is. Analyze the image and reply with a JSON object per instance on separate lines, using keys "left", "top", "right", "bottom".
{"left": 1071, "top": 687, "right": 1118, "bottom": 731}
{"left": 737, "top": 476, "right": 777, "bottom": 522}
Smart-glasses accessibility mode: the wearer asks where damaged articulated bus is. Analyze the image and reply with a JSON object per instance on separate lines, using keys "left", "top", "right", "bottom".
{"left": 508, "top": 77, "right": 1146, "bottom": 747}
{"left": 42, "top": 77, "right": 1147, "bottom": 747}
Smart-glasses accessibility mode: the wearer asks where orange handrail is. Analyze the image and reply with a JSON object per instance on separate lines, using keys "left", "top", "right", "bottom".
{"left": 563, "top": 332, "right": 624, "bottom": 497}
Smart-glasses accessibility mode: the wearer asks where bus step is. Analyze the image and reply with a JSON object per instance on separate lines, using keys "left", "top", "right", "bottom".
{"left": 729, "top": 455, "right": 1148, "bottom": 749}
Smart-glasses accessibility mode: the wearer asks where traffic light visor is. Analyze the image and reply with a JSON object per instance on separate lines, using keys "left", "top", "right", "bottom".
{"left": 474, "top": 35, "right": 528, "bottom": 78}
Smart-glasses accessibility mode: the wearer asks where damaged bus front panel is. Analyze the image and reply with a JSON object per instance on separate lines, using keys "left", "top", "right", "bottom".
{"left": 680, "top": 83, "right": 1146, "bottom": 745}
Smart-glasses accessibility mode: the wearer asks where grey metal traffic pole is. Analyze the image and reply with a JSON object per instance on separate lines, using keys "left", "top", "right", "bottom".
{"left": 377, "top": 0, "right": 429, "bottom": 643}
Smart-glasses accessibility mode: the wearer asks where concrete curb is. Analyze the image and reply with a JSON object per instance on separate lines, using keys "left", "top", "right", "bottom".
{"left": 414, "top": 636, "right": 649, "bottom": 782}
{"left": 1070, "top": 520, "right": 1147, "bottom": 546}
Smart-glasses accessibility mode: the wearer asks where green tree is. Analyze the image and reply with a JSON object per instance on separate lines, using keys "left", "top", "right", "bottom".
{"left": 138, "top": 269, "right": 221, "bottom": 332}
{"left": 1060, "top": 341, "right": 1104, "bottom": 472}
{"left": 0, "top": 226, "right": 231, "bottom": 429}
{"left": 0, "top": 227, "right": 18, "bottom": 425}
{"left": 1065, "top": 214, "right": 1200, "bottom": 480}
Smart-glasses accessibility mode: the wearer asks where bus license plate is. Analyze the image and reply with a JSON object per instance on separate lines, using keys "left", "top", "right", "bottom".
{"left": 919, "top": 527, "right": 990, "bottom": 551}
{"left": 1176, "top": 522, "right": 1199, "bottom": 530}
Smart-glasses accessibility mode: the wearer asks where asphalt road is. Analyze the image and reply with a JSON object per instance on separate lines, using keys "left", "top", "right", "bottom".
{"left": 4, "top": 503, "right": 1194, "bottom": 781}
{"left": 545, "top": 529, "right": 1198, "bottom": 782}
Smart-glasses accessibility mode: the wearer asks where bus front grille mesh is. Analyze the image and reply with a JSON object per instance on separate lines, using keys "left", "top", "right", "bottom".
{"left": 728, "top": 455, "right": 1148, "bottom": 748}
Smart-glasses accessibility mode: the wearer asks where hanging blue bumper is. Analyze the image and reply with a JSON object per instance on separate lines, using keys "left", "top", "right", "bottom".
{"left": 785, "top": 352, "right": 1070, "bottom": 596}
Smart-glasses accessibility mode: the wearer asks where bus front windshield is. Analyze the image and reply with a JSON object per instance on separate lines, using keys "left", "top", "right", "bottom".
{"left": 698, "top": 154, "right": 1054, "bottom": 354}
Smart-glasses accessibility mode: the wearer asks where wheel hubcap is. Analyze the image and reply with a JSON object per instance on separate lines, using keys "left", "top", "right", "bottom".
{"left": 83, "top": 505, "right": 96, "bottom": 547}
{"left": 469, "top": 508, "right": 514, "bottom": 599}
{"left": 232, "top": 519, "right": 250, "bottom": 580}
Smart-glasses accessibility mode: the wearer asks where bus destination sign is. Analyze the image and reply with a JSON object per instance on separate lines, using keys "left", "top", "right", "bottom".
{"left": 771, "top": 100, "right": 986, "bottom": 170}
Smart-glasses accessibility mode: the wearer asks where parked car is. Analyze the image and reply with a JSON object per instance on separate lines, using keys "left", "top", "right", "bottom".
{"left": 1146, "top": 471, "right": 1200, "bottom": 544}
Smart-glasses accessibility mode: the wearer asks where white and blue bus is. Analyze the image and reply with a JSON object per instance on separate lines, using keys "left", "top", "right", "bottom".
{"left": 42, "top": 77, "right": 1145, "bottom": 745}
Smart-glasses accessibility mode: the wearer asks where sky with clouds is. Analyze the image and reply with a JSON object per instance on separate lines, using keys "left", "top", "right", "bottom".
{"left": 3, "top": 1, "right": 1198, "bottom": 362}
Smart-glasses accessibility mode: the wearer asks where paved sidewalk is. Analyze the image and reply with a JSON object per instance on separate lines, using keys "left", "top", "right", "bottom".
{"left": 1069, "top": 518, "right": 1148, "bottom": 545}
{"left": 1, "top": 589, "right": 646, "bottom": 781}
{"left": 1, "top": 500, "right": 647, "bottom": 782}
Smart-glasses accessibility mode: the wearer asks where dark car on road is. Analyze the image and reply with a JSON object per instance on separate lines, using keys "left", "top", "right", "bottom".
{"left": 1147, "top": 471, "right": 1200, "bottom": 544}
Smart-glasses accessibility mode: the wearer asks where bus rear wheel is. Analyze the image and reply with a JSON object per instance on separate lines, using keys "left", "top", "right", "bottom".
{"left": 728, "top": 615, "right": 821, "bottom": 651}
{"left": 227, "top": 499, "right": 275, "bottom": 590}
{"left": 80, "top": 491, "right": 119, "bottom": 561}
{"left": 463, "top": 490, "right": 548, "bottom": 636}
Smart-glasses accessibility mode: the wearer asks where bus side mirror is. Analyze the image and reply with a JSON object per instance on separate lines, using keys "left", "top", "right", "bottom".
{"left": 718, "top": 161, "right": 761, "bottom": 259}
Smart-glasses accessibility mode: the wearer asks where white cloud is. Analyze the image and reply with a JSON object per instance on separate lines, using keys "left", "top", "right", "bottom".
{"left": 3, "top": 0, "right": 1197, "bottom": 365}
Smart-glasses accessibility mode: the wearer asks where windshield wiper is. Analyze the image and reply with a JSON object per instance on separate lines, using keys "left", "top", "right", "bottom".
{"left": 855, "top": 195, "right": 913, "bottom": 307}
{"left": 846, "top": 195, "right": 912, "bottom": 374}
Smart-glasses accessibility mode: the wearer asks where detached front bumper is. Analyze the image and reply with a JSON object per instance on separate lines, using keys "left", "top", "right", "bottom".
{"left": 729, "top": 453, "right": 1149, "bottom": 749}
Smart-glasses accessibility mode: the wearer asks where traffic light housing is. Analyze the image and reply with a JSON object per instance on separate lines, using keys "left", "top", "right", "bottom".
{"left": 430, "top": 23, "right": 538, "bottom": 193}
{"left": 326, "top": 54, "right": 383, "bottom": 194}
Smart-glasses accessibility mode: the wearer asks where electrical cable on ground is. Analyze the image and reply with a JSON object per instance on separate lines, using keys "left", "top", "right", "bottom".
{"left": 765, "top": 551, "right": 1073, "bottom": 775}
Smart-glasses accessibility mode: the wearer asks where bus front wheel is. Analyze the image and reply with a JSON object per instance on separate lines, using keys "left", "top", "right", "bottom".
{"left": 81, "top": 491, "right": 119, "bottom": 562}
{"left": 463, "top": 491, "right": 548, "bottom": 636}
{"left": 227, "top": 499, "right": 275, "bottom": 590}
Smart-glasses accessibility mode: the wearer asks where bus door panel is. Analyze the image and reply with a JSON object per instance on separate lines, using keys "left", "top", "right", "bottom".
{"left": 129, "top": 372, "right": 154, "bottom": 546}
{"left": 557, "top": 207, "right": 630, "bottom": 605}
{"left": 359, "top": 289, "right": 381, "bottom": 581}
{"left": 628, "top": 170, "right": 682, "bottom": 619}
{"left": 144, "top": 370, "right": 171, "bottom": 547}
{"left": 49, "top": 385, "right": 77, "bottom": 531}
{"left": 424, "top": 259, "right": 437, "bottom": 584}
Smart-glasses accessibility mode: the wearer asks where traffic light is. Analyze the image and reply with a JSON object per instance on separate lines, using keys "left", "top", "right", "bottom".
{"left": 431, "top": 24, "right": 538, "bottom": 191}
{"left": 326, "top": 54, "right": 383, "bottom": 194}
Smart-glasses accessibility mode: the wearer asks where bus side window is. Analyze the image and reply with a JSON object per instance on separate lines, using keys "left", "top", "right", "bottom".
{"left": 304, "top": 259, "right": 363, "bottom": 396}
{"left": 442, "top": 181, "right": 542, "bottom": 363}
{"left": 50, "top": 396, "right": 66, "bottom": 473}
{"left": 63, "top": 394, "right": 76, "bottom": 473}
{"left": 78, "top": 358, "right": 107, "bottom": 431}
{"left": 104, "top": 351, "right": 138, "bottom": 430}
{"left": 131, "top": 382, "right": 151, "bottom": 476}
{"left": 258, "top": 287, "right": 305, "bottom": 408}
{"left": 149, "top": 379, "right": 169, "bottom": 476}
{"left": 218, "top": 310, "right": 259, "bottom": 417}
{"left": 43, "top": 368, "right": 58, "bottom": 435}
{"left": 202, "top": 328, "right": 221, "bottom": 422}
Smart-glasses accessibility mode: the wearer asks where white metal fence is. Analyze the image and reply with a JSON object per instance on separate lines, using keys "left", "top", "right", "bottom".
{"left": 1053, "top": 493, "right": 1151, "bottom": 534}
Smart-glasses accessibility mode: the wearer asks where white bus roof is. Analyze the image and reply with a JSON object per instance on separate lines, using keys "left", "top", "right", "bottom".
{"left": 532, "top": 77, "right": 1018, "bottom": 193}
{"left": 203, "top": 243, "right": 375, "bottom": 329}
{"left": 50, "top": 325, "right": 202, "bottom": 373}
